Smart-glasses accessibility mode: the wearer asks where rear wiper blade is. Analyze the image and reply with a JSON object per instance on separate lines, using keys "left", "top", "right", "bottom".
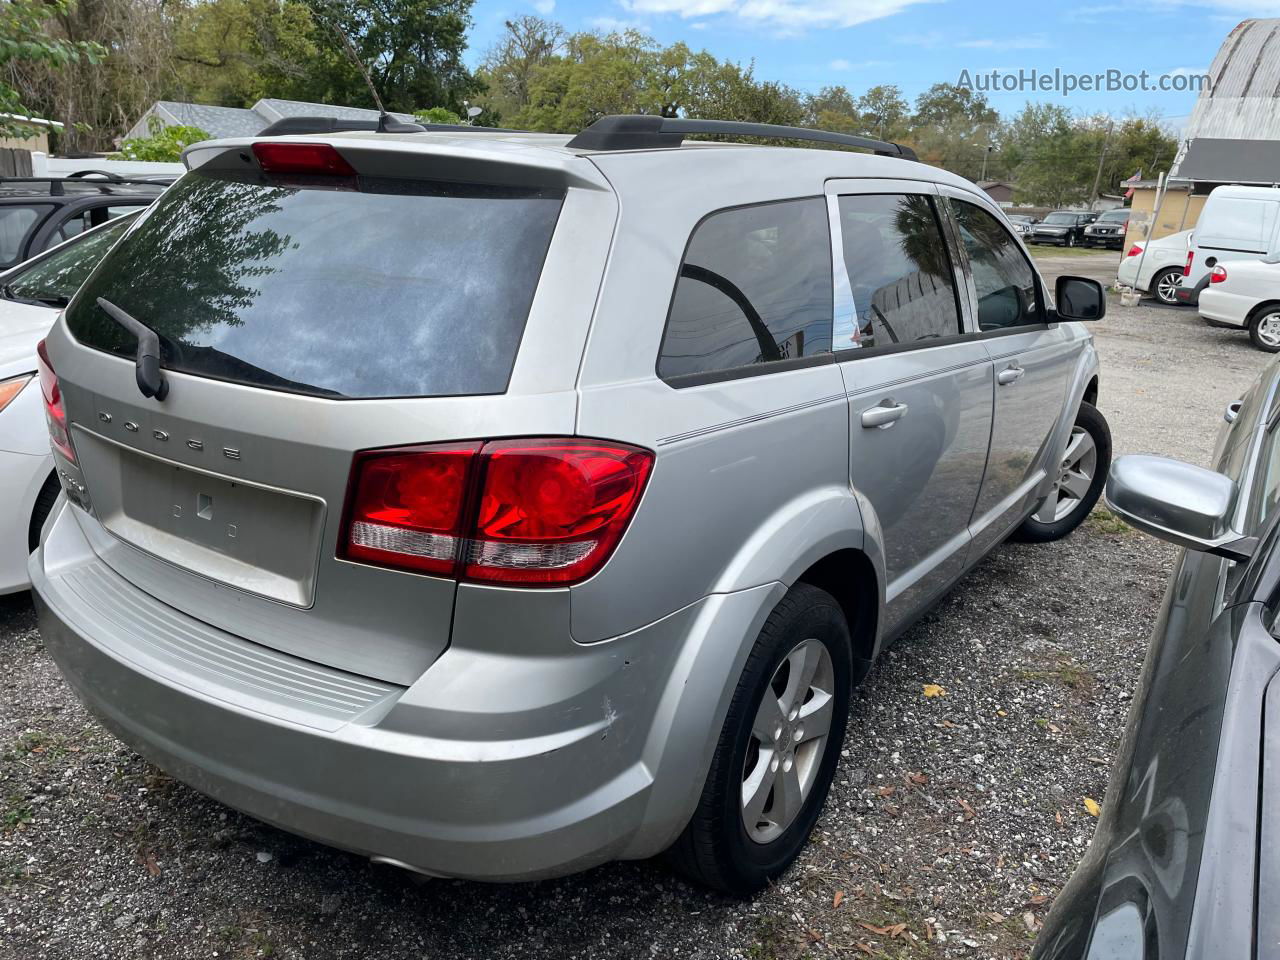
{"left": 95, "top": 297, "right": 169, "bottom": 401}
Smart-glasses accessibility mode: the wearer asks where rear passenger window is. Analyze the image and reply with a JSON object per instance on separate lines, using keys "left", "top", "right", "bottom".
{"left": 0, "top": 205, "right": 48, "bottom": 267}
{"left": 951, "top": 200, "right": 1041, "bottom": 331}
{"left": 834, "top": 194, "right": 961, "bottom": 351}
{"left": 658, "top": 198, "right": 833, "bottom": 383}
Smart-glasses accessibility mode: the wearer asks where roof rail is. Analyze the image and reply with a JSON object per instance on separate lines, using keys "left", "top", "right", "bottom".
{"left": 565, "top": 115, "right": 917, "bottom": 161}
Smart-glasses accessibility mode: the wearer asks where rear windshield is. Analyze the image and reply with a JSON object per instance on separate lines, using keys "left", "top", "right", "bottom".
{"left": 65, "top": 171, "right": 563, "bottom": 399}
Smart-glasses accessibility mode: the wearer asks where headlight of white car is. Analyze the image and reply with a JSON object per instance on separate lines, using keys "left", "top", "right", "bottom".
{"left": 0, "top": 373, "right": 34, "bottom": 414}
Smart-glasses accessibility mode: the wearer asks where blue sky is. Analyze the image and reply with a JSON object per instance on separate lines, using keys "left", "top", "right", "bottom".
{"left": 464, "top": 0, "right": 1274, "bottom": 130}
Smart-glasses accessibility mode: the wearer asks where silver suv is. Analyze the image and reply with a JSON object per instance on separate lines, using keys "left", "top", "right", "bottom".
{"left": 29, "top": 116, "right": 1111, "bottom": 895}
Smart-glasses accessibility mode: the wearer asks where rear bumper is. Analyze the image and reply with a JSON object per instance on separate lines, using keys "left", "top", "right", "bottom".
{"left": 31, "top": 502, "right": 781, "bottom": 880}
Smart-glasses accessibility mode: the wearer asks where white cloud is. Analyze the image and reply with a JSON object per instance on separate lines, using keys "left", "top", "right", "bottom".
{"left": 901, "top": 31, "right": 1048, "bottom": 49}
{"left": 532, "top": 0, "right": 555, "bottom": 12}
{"left": 1166, "top": 65, "right": 1210, "bottom": 78}
{"left": 624, "top": 0, "right": 939, "bottom": 30}
{"left": 829, "top": 58, "right": 891, "bottom": 70}
{"left": 956, "top": 34, "right": 1049, "bottom": 49}
{"left": 590, "top": 15, "right": 645, "bottom": 30}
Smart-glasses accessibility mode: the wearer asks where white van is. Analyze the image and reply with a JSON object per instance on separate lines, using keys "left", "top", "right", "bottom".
{"left": 1179, "top": 185, "right": 1280, "bottom": 303}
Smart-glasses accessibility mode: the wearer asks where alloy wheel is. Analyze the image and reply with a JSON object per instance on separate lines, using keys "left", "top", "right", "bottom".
{"left": 1036, "top": 426, "right": 1098, "bottom": 523}
{"left": 741, "top": 639, "right": 835, "bottom": 844}
{"left": 1154, "top": 271, "right": 1182, "bottom": 304}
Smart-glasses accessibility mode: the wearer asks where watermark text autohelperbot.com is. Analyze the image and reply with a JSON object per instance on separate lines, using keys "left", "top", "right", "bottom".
{"left": 958, "top": 68, "right": 1209, "bottom": 97}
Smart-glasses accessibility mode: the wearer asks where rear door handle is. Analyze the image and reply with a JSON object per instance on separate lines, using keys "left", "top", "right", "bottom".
{"left": 1225, "top": 401, "right": 1242, "bottom": 423}
{"left": 861, "top": 399, "right": 909, "bottom": 429}
{"left": 997, "top": 364, "right": 1025, "bottom": 386}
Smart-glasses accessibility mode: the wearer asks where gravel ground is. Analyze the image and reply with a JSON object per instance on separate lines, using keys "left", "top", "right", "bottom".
{"left": 1, "top": 280, "right": 1274, "bottom": 960}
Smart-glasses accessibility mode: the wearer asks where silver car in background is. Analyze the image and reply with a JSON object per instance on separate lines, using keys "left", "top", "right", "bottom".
{"left": 29, "top": 115, "right": 1111, "bottom": 895}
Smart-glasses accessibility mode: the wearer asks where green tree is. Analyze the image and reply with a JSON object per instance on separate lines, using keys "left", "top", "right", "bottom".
{"left": 413, "top": 106, "right": 462, "bottom": 124}
{"left": 477, "top": 15, "right": 565, "bottom": 122}
{"left": 0, "top": 0, "right": 104, "bottom": 140}
{"left": 302, "top": 0, "right": 482, "bottom": 114}
{"left": 173, "top": 0, "right": 323, "bottom": 107}
{"left": 111, "top": 120, "right": 211, "bottom": 162}
{"left": 857, "top": 85, "right": 909, "bottom": 140}
{"left": 909, "top": 82, "right": 999, "bottom": 180}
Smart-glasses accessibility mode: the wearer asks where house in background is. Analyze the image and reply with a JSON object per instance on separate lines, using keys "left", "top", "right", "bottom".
{"left": 977, "top": 180, "right": 1016, "bottom": 207}
{"left": 125, "top": 98, "right": 419, "bottom": 142}
{"left": 1124, "top": 17, "right": 1280, "bottom": 250}
{"left": 0, "top": 113, "right": 63, "bottom": 153}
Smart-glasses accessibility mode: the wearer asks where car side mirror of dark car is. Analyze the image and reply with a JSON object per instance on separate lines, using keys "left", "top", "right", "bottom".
{"left": 1055, "top": 275, "right": 1106, "bottom": 321}
{"left": 1105, "top": 455, "right": 1256, "bottom": 561}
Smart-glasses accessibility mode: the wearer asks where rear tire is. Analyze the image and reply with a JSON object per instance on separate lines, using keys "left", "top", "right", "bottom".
{"left": 1011, "top": 402, "right": 1111, "bottom": 544}
{"left": 1150, "top": 267, "right": 1183, "bottom": 305}
{"left": 1247, "top": 304, "right": 1280, "bottom": 353}
{"left": 667, "top": 583, "right": 853, "bottom": 896}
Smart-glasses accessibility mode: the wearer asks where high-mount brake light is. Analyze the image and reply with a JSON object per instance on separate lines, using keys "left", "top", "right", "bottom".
{"left": 35, "top": 339, "right": 75, "bottom": 462}
{"left": 251, "top": 142, "right": 357, "bottom": 178}
{"left": 339, "top": 438, "right": 654, "bottom": 586}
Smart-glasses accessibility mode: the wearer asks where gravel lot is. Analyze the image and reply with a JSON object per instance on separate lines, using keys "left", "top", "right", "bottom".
{"left": 2, "top": 258, "right": 1274, "bottom": 960}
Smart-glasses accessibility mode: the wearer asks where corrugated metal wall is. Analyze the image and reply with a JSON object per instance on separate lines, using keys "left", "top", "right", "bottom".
{"left": 1184, "top": 18, "right": 1280, "bottom": 141}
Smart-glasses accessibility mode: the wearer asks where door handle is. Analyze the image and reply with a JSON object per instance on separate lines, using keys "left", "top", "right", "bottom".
{"left": 1225, "top": 401, "right": 1242, "bottom": 424}
{"left": 860, "top": 399, "right": 909, "bottom": 429}
{"left": 997, "top": 364, "right": 1025, "bottom": 386}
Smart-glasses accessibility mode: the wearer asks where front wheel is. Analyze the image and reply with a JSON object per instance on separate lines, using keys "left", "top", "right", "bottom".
{"left": 1066, "top": 234, "right": 1076, "bottom": 248}
{"left": 1011, "top": 402, "right": 1111, "bottom": 543}
{"left": 1248, "top": 305, "right": 1280, "bottom": 353}
{"left": 667, "top": 583, "right": 853, "bottom": 896}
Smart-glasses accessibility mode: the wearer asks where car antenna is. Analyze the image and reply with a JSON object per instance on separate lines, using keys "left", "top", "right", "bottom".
{"left": 325, "top": 17, "right": 424, "bottom": 134}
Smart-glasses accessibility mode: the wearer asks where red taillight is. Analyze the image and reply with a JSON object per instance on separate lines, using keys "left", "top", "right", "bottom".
{"left": 1211, "top": 265, "right": 1228, "bottom": 284}
{"left": 341, "top": 443, "right": 480, "bottom": 576}
{"left": 340, "top": 438, "right": 654, "bottom": 586}
{"left": 35, "top": 339, "right": 74, "bottom": 463}
{"left": 1126, "top": 244, "right": 1144, "bottom": 258}
{"left": 251, "top": 142, "right": 356, "bottom": 178}
{"left": 1183, "top": 250, "right": 1195, "bottom": 277}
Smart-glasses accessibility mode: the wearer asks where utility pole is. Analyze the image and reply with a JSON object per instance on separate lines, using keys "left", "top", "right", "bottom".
{"left": 1089, "top": 120, "right": 1114, "bottom": 210}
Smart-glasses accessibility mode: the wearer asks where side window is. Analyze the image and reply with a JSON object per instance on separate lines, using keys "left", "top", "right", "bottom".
{"left": 951, "top": 199, "right": 1042, "bottom": 331}
{"left": 657, "top": 198, "right": 833, "bottom": 383}
{"left": 0, "top": 205, "right": 49, "bottom": 267}
{"left": 834, "top": 193, "right": 961, "bottom": 351}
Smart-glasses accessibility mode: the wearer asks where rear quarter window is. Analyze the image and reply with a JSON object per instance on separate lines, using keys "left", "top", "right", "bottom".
{"left": 657, "top": 198, "right": 834, "bottom": 384}
{"left": 65, "top": 171, "right": 564, "bottom": 399}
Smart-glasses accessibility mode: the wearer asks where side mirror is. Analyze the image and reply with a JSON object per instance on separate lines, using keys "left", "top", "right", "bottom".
{"left": 1105, "top": 455, "right": 1255, "bottom": 561}
{"left": 1056, "top": 275, "right": 1106, "bottom": 321}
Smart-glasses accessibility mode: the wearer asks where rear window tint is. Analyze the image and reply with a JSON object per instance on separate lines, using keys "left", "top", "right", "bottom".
{"left": 657, "top": 198, "right": 833, "bottom": 383}
{"left": 65, "top": 172, "right": 563, "bottom": 399}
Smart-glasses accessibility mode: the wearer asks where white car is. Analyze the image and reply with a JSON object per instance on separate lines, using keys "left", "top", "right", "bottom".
{"left": 0, "top": 214, "right": 135, "bottom": 594}
{"left": 1198, "top": 257, "right": 1280, "bottom": 352}
{"left": 1116, "top": 229, "right": 1192, "bottom": 306}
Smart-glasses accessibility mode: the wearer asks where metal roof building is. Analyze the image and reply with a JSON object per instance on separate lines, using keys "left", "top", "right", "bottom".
{"left": 1168, "top": 18, "right": 1280, "bottom": 187}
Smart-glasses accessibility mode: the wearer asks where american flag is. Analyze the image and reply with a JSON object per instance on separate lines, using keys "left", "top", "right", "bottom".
{"left": 1123, "top": 170, "right": 1142, "bottom": 199}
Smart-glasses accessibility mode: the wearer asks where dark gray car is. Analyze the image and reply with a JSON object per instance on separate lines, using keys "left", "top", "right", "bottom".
{"left": 1035, "top": 359, "right": 1280, "bottom": 959}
